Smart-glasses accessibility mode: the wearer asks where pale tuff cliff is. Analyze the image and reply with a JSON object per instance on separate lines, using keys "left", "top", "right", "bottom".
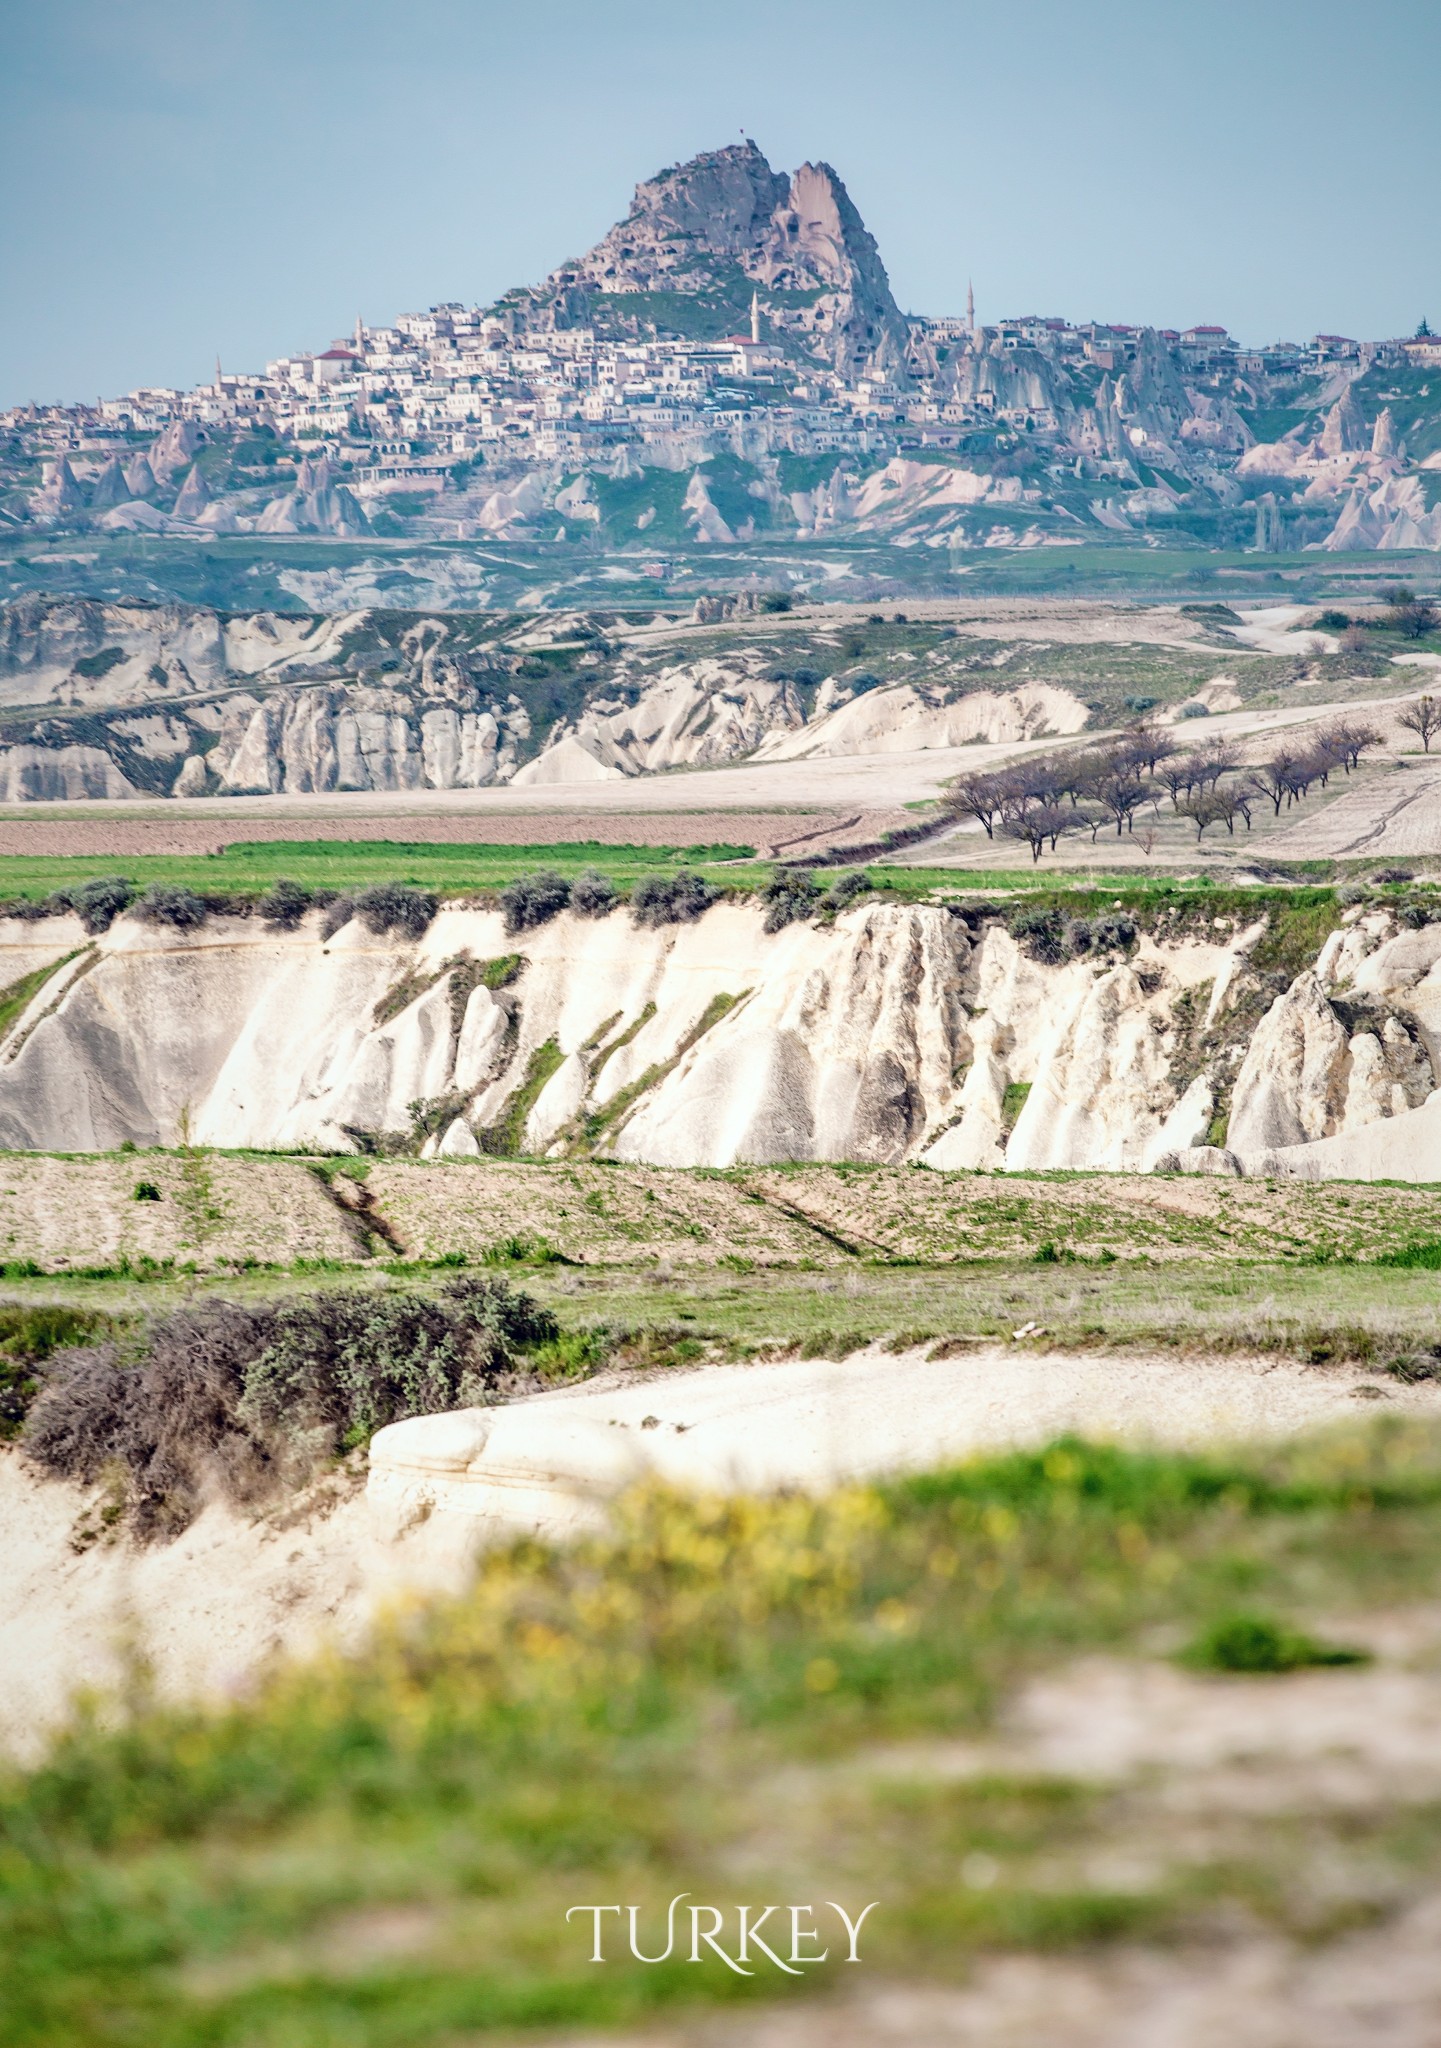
{"left": 2, "top": 900, "right": 1437, "bottom": 1179}
{"left": 0, "top": 596, "right": 1093, "bottom": 798}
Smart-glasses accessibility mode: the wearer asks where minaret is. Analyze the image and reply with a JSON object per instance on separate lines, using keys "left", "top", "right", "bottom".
{"left": 215, "top": 353, "right": 223, "bottom": 387}
{"left": 750, "top": 290, "right": 761, "bottom": 346}
{"left": 966, "top": 280, "right": 975, "bottom": 336}
{"left": 354, "top": 314, "right": 364, "bottom": 352}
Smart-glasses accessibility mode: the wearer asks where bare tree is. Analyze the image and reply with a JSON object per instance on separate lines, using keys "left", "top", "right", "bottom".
{"left": 1179, "top": 790, "right": 1235, "bottom": 840}
{"left": 1398, "top": 694, "right": 1441, "bottom": 753}
{"left": 1003, "top": 800, "right": 1074, "bottom": 864}
{"left": 944, "top": 771, "right": 1006, "bottom": 838}
{"left": 1319, "top": 719, "right": 1383, "bottom": 772}
{"left": 1121, "top": 721, "right": 1176, "bottom": 775}
{"left": 1159, "top": 755, "right": 1195, "bottom": 807}
{"left": 1247, "top": 751, "right": 1301, "bottom": 817}
{"left": 1383, "top": 586, "right": 1439, "bottom": 641}
{"left": 1197, "top": 737, "right": 1241, "bottom": 786}
{"left": 1094, "top": 764, "right": 1152, "bottom": 837}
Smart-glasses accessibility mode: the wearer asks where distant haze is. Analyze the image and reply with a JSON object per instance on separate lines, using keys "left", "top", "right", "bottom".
{"left": 3, "top": 0, "right": 1439, "bottom": 409}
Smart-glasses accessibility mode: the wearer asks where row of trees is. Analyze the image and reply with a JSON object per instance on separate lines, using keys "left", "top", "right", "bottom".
{"left": 944, "top": 715, "right": 1386, "bottom": 860}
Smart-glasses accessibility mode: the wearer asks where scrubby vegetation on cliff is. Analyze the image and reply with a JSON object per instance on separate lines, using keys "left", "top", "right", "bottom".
{"left": 21, "top": 1277, "right": 573, "bottom": 1537}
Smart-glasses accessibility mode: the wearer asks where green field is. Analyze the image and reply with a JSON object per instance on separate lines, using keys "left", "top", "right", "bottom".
{"left": 0, "top": 841, "right": 1353, "bottom": 911}
{"left": 0, "top": 839, "right": 767, "bottom": 905}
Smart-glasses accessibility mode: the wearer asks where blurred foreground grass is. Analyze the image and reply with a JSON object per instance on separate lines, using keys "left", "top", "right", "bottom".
{"left": 7, "top": 1422, "right": 1441, "bottom": 2046}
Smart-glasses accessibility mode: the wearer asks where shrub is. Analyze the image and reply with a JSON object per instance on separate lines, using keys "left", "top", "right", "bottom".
{"left": 1178, "top": 702, "right": 1210, "bottom": 720}
{"left": 759, "top": 590, "right": 792, "bottom": 613}
{"left": 25, "top": 1301, "right": 277, "bottom": 1539}
{"left": 259, "top": 877, "right": 312, "bottom": 929}
{"left": 632, "top": 872, "right": 717, "bottom": 927}
{"left": 1008, "top": 906, "right": 1067, "bottom": 964}
{"left": 319, "top": 894, "right": 355, "bottom": 940}
{"left": 761, "top": 867, "right": 821, "bottom": 933}
{"left": 1064, "top": 917, "right": 1093, "bottom": 955}
{"left": 24, "top": 1278, "right": 564, "bottom": 1537}
{"left": 821, "top": 870, "right": 870, "bottom": 915}
{"left": 500, "top": 870, "right": 572, "bottom": 934}
{"left": 1091, "top": 911, "right": 1138, "bottom": 954}
{"left": 1182, "top": 1612, "right": 1368, "bottom": 1674}
{"left": 134, "top": 883, "right": 208, "bottom": 930}
{"left": 239, "top": 1276, "right": 558, "bottom": 1450}
{"left": 569, "top": 868, "right": 616, "bottom": 918}
{"left": 0, "top": 1302, "right": 112, "bottom": 1438}
{"left": 352, "top": 883, "right": 437, "bottom": 941}
{"left": 47, "top": 874, "right": 134, "bottom": 934}
{"left": 132, "top": 1180, "right": 161, "bottom": 1202}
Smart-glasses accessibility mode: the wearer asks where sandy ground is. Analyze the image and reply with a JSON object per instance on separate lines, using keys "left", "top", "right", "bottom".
{"left": 0, "top": 747, "right": 987, "bottom": 819}
{"left": 1266, "top": 757, "right": 1441, "bottom": 858}
{"left": 0, "top": 1448, "right": 483, "bottom": 1763}
{"left": 367, "top": 1344, "right": 1437, "bottom": 1526}
{"left": 5, "top": 1344, "right": 1431, "bottom": 1759}
{"left": 539, "top": 1911, "right": 1441, "bottom": 2046}
{"left": 617, "top": 596, "right": 1269, "bottom": 655}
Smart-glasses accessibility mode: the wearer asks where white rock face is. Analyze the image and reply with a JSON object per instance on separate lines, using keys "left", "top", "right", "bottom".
{"left": 0, "top": 901, "right": 1435, "bottom": 1180}
{"left": 1228, "top": 973, "right": 1352, "bottom": 1152}
{"left": 0, "top": 743, "right": 138, "bottom": 801}
{"left": 0, "top": 595, "right": 1101, "bottom": 798}
{"left": 1228, "top": 965, "right": 1436, "bottom": 1154}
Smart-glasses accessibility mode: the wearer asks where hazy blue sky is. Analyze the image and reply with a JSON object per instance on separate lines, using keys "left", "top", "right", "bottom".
{"left": 3, "top": 0, "right": 1439, "bottom": 407}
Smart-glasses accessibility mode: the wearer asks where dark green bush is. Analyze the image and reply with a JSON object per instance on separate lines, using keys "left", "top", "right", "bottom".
{"left": 632, "top": 872, "right": 716, "bottom": 927}
{"left": 239, "top": 1276, "right": 558, "bottom": 1448}
{"left": 1182, "top": 1612, "right": 1368, "bottom": 1674}
{"left": 568, "top": 869, "right": 616, "bottom": 919}
{"left": 500, "top": 870, "right": 572, "bottom": 934}
{"left": 0, "top": 1303, "right": 113, "bottom": 1437}
{"left": 1092, "top": 911, "right": 1138, "bottom": 954}
{"left": 352, "top": 883, "right": 437, "bottom": 940}
{"left": 1009, "top": 906, "right": 1067, "bottom": 964}
{"left": 762, "top": 867, "right": 821, "bottom": 933}
{"left": 134, "top": 883, "right": 208, "bottom": 930}
{"left": 47, "top": 874, "right": 134, "bottom": 934}
{"left": 259, "top": 877, "right": 313, "bottom": 929}
{"left": 821, "top": 869, "right": 870, "bottom": 915}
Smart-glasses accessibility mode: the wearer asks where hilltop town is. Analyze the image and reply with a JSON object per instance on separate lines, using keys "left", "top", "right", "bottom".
{"left": 5, "top": 140, "right": 1441, "bottom": 564}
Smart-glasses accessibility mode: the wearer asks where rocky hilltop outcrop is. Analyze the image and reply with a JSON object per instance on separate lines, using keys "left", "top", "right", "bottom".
{"left": 2, "top": 897, "right": 1437, "bottom": 1181}
{"left": 528, "top": 139, "right": 910, "bottom": 381}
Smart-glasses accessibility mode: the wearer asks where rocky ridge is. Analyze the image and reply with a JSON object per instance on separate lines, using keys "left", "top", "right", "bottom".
{"left": 0, "top": 595, "right": 1110, "bottom": 797}
{"left": 1, "top": 897, "right": 1437, "bottom": 1180}
{"left": 522, "top": 140, "right": 911, "bottom": 383}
